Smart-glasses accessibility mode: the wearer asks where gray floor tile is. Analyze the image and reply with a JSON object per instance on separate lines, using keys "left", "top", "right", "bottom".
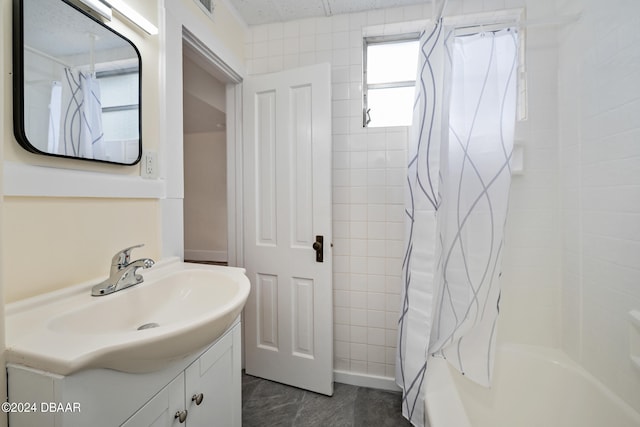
{"left": 243, "top": 379, "right": 305, "bottom": 427}
{"left": 292, "top": 383, "right": 358, "bottom": 427}
{"left": 354, "top": 388, "right": 411, "bottom": 427}
{"left": 242, "top": 373, "right": 411, "bottom": 427}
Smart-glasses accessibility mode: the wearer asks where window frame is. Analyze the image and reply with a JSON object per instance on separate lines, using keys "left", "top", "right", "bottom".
{"left": 95, "top": 67, "right": 139, "bottom": 142}
{"left": 362, "top": 32, "right": 421, "bottom": 128}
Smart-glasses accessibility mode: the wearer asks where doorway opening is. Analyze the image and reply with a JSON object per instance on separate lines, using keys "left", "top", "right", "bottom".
{"left": 182, "top": 41, "right": 228, "bottom": 265}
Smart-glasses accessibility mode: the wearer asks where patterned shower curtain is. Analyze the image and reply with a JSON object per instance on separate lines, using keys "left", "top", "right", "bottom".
{"left": 59, "top": 68, "right": 104, "bottom": 159}
{"left": 396, "top": 21, "right": 519, "bottom": 426}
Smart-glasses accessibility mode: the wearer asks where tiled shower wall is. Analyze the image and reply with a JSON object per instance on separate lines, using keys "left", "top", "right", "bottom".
{"left": 245, "top": 0, "right": 561, "bottom": 382}
{"left": 558, "top": 0, "right": 640, "bottom": 413}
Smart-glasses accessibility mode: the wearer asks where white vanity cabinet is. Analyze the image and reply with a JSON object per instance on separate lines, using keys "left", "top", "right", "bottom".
{"left": 122, "top": 323, "right": 241, "bottom": 427}
{"left": 121, "top": 374, "right": 184, "bottom": 427}
{"left": 7, "top": 321, "right": 242, "bottom": 427}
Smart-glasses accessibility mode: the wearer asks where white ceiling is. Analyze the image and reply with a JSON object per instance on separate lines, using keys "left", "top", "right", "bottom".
{"left": 227, "top": 0, "right": 431, "bottom": 25}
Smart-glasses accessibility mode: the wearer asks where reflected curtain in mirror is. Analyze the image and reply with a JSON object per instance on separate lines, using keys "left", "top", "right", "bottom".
{"left": 58, "top": 68, "right": 104, "bottom": 159}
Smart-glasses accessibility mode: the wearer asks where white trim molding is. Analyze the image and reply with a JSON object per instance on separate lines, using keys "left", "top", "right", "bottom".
{"left": 160, "top": 0, "right": 245, "bottom": 262}
{"left": 3, "top": 161, "right": 165, "bottom": 198}
{"left": 334, "top": 370, "right": 401, "bottom": 392}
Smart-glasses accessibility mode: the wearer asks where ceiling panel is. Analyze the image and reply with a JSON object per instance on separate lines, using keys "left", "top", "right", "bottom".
{"left": 326, "top": 0, "right": 428, "bottom": 16}
{"left": 227, "top": 0, "right": 429, "bottom": 25}
{"left": 228, "top": 0, "right": 284, "bottom": 25}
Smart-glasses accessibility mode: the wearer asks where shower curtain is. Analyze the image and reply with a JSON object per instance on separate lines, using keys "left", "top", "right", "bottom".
{"left": 396, "top": 21, "right": 518, "bottom": 426}
{"left": 60, "top": 68, "right": 104, "bottom": 159}
{"left": 47, "top": 81, "right": 62, "bottom": 153}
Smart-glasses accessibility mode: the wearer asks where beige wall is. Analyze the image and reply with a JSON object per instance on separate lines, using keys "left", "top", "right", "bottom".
{"left": 178, "top": 0, "right": 246, "bottom": 66}
{"left": 1, "top": 0, "right": 162, "bottom": 304}
{"left": 184, "top": 131, "right": 227, "bottom": 261}
{"left": 3, "top": 197, "right": 161, "bottom": 302}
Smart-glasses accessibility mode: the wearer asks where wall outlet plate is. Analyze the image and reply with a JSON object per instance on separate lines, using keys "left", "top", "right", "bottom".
{"left": 142, "top": 150, "right": 158, "bottom": 179}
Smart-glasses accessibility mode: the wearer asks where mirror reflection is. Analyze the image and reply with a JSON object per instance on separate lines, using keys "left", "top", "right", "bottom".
{"left": 15, "top": 0, "right": 142, "bottom": 165}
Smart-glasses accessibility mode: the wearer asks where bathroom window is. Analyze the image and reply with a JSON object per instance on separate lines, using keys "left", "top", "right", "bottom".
{"left": 96, "top": 68, "right": 140, "bottom": 163}
{"left": 363, "top": 34, "right": 420, "bottom": 128}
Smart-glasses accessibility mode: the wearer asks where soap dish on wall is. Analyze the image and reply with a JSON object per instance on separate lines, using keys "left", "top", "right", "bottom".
{"left": 511, "top": 141, "right": 524, "bottom": 175}
{"left": 629, "top": 310, "right": 640, "bottom": 373}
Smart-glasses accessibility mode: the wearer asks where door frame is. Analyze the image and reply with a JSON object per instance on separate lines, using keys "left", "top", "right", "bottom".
{"left": 160, "top": 2, "right": 245, "bottom": 267}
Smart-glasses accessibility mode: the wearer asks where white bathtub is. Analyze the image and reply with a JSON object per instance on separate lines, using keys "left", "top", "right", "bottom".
{"left": 424, "top": 344, "right": 640, "bottom": 427}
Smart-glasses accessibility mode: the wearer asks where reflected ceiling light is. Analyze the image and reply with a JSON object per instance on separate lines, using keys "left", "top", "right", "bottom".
{"left": 105, "top": 0, "right": 159, "bottom": 35}
{"left": 76, "top": 0, "right": 158, "bottom": 35}
{"left": 74, "top": 0, "right": 113, "bottom": 21}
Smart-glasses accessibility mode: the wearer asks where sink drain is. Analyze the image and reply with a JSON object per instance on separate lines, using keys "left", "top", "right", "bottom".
{"left": 137, "top": 322, "right": 160, "bottom": 330}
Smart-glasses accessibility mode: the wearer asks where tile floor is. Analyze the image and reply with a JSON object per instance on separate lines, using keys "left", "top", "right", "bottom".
{"left": 242, "top": 373, "right": 412, "bottom": 427}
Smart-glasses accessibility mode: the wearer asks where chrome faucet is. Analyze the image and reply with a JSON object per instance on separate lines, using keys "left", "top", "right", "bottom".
{"left": 91, "top": 244, "right": 155, "bottom": 296}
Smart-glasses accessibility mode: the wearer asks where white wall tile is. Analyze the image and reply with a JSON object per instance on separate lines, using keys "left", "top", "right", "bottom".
{"left": 283, "top": 21, "right": 299, "bottom": 38}
{"left": 366, "top": 10, "right": 386, "bottom": 26}
{"left": 350, "top": 256, "right": 368, "bottom": 274}
{"left": 367, "top": 362, "right": 386, "bottom": 376}
{"left": 350, "top": 238, "right": 367, "bottom": 256}
{"left": 268, "top": 40, "right": 283, "bottom": 57}
{"left": 368, "top": 309, "right": 386, "bottom": 328}
{"left": 316, "top": 17, "right": 332, "bottom": 34}
{"left": 351, "top": 308, "right": 368, "bottom": 327}
{"left": 351, "top": 325, "right": 367, "bottom": 343}
{"left": 253, "top": 41, "right": 269, "bottom": 58}
{"left": 558, "top": 0, "right": 640, "bottom": 413}
{"left": 367, "top": 293, "right": 386, "bottom": 311}
{"left": 366, "top": 275, "right": 386, "bottom": 293}
{"left": 252, "top": 25, "right": 268, "bottom": 42}
{"left": 350, "top": 274, "right": 368, "bottom": 291}
{"left": 335, "top": 339, "right": 350, "bottom": 358}
{"left": 367, "top": 205, "right": 386, "bottom": 222}
{"left": 351, "top": 343, "right": 367, "bottom": 361}
{"left": 368, "top": 329, "right": 386, "bottom": 347}
{"left": 335, "top": 307, "right": 350, "bottom": 325}
{"left": 282, "top": 54, "right": 299, "bottom": 69}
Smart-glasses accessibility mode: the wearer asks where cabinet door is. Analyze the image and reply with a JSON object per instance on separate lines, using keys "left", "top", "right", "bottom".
{"left": 121, "top": 373, "right": 185, "bottom": 427}
{"left": 185, "top": 326, "right": 241, "bottom": 427}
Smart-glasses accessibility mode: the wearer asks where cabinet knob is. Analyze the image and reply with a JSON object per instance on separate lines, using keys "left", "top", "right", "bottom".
{"left": 175, "top": 409, "right": 188, "bottom": 423}
{"left": 192, "top": 393, "right": 204, "bottom": 405}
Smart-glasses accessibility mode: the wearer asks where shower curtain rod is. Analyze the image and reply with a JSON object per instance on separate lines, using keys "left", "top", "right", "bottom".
{"left": 24, "top": 45, "right": 73, "bottom": 69}
{"left": 433, "top": 0, "right": 448, "bottom": 22}
{"left": 452, "top": 13, "right": 580, "bottom": 31}
{"left": 517, "top": 14, "right": 581, "bottom": 28}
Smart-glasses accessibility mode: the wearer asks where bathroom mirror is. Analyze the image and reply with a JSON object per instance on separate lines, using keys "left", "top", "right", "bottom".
{"left": 13, "top": 0, "right": 142, "bottom": 165}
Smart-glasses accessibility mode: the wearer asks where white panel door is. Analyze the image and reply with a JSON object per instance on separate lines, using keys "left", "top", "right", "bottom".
{"left": 243, "top": 63, "right": 333, "bottom": 396}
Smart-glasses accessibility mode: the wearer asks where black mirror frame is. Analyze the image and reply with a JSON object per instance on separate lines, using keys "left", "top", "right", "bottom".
{"left": 12, "top": 0, "right": 143, "bottom": 166}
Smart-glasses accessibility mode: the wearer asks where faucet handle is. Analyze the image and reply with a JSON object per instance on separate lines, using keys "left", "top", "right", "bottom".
{"left": 112, "top": 244, "right": 145, "bottom": 267}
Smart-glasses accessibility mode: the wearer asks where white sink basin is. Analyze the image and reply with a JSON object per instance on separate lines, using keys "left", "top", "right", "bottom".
{"left": 5, "top": 258, "right": 250, "bottom": 375}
